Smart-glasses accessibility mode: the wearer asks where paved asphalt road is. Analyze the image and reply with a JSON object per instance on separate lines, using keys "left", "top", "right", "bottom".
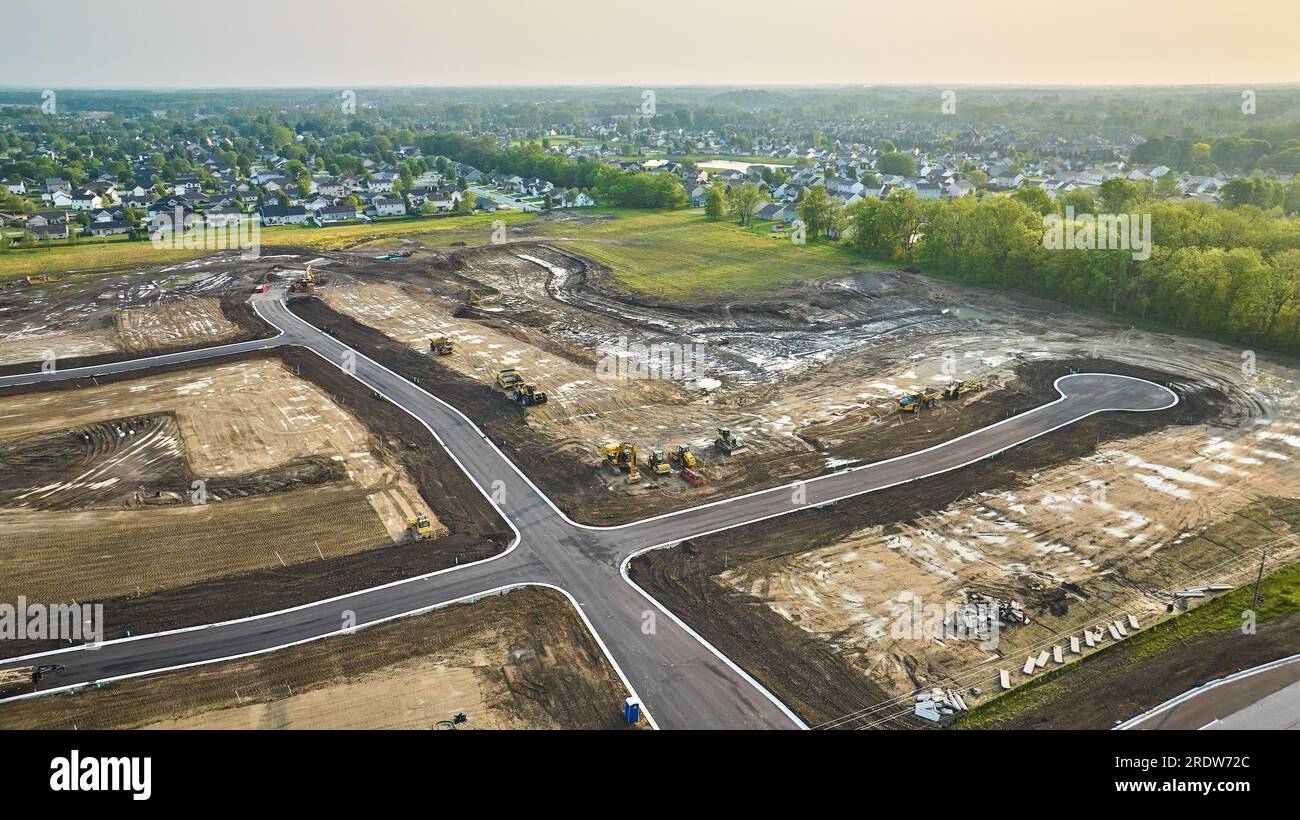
{"left": 0, "top": 291, "right": 1178, "bottom": 729}
{"left": 1121, "top": 654, "right": 1300, "bottom": 730}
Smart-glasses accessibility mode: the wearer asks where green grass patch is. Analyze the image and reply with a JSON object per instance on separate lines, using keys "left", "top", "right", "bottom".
{"left": 535, "top": 208, "right": 886, "bottom": 299}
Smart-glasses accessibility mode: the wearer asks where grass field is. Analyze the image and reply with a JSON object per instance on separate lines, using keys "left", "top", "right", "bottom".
{"left": 0, "top": 242, "right": 205, "bottom": 282}
{"left": 536, "top": 208, "right": 885, "bottom": 298}
{"left": 0, "top": 207, "right": 879, "bottom": 299}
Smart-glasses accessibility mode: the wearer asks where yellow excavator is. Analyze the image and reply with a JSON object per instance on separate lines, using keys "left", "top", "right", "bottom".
{"left": 290, "top": 264, "right": 316, "bottom": 293}
{"left": 942, "top": 380, "right": 984, "bottom": 400}
{"left": 407, "top": 513, "right": 435, "bottom": 541}
{"left": 670, "top": 445, "right": 700, "bottom": 470}
{"left": 601, "top": 442, "right": 641, "bottom": 483}
{"left": 898, "top": 389, "right": 938, "bottom": 412}
{"left": 429, "top": 335, "right": 454, "bottom": 355}
{"left": 647, "top": 449, "right": 672, "bottom": 475}
{"left": 714, "top": 427, "right": 745, "bottom": 454}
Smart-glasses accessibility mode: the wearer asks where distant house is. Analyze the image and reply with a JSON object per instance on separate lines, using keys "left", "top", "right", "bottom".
{"left": 25, "top": 211, "right": 70, "bottom": 240}
{"left": 204, "top": 206, "right": 245, "bottom": 228}
{"left": 259, "top": 204, "right": 309, "bottom": 226}
{"left": 316, "top": 204, "right": 358, "bottom": 224}
{"left": 85, "top": 220, "right": 132, "bottom": 237}
{"left": 2, "top": 178, "right": 26, "bottom": 194}
{"left": 370, "top": 197, "right": 406, "bottom": 217}
{"left": 756, "top": 202, "right": 787, "bottom": 222}
{"left": 301, "top": 194, "right": 332, "bottom": 213}
{"left": 474, "top": 198, "right": 499, "bottom": 213}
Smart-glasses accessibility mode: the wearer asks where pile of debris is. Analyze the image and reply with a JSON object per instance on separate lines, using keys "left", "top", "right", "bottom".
{"left": 914, "top": 688, "right": 970, "bottom": 722}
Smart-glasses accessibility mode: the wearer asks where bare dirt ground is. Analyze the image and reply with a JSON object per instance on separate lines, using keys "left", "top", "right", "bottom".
{"left": 4, "top": 234, "right": 1298, "bottom": 729}
{"left": 278, "top": 240, "right": 1300, "bottom": 727}
{"left": 0, "top": 248, "right": 303, "bottom": 372}
{"left": 115, "top": 297, "right": 238, "bottom": 352}
{"left": 0, "top": 346, "right": 508, "bottom": 657}
{"left": 0, "top": 587, "right": 638, "bottom": 730}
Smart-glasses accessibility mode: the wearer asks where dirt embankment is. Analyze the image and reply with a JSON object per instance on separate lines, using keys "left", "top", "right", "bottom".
{"left": 627, "top": 359, "right": 1229, "bottom": 728}
{"left": 0, "top": 587, "right": 637, "bottom": 730}
{"left": 0, "top": 346, "right": 509, "bottom": 657}
{"left": 0, "top": 293, "right": 276, "bottom": 378}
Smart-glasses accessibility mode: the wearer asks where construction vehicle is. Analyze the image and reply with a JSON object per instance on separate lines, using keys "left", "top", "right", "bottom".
{"left": 942, "top": 380, "right": 985, "bottom": 400}
{"left": 647, "top": 449, "right": 672, "bottom": 475}
{"left": 407, "top": 514, "right": 435, "bottom": 541}
{"left": 290, "top": 264, "right": 316, "bottom": 293}
{"left": 898, "top": 389, "right": 938, "bottom": 412}
{"left": 680, "top": 468, "right": 704, "bottom": 486}
{"left": 670, "top": 445, "right": 700, "bottom": 470}
{"left": 496, "top": 369, "right": 524, "bottom": 390}
{"left": 512, "top": 382, "right": 548, "bottom": 406}
{"left": 601, "top": 442, "right": 641, "bottom": 483}
{"left": 429, "top": 335, "right": 454, "bottom": 355}
{"left": 25, "top": 275, "right": 57, "bottom": 286}
{"left": 714, "top": 427, "right": 745, "bottom": 454}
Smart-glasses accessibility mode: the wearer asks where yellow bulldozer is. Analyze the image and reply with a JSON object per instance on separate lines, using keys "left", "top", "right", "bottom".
{"left": 714, "top": 427, "right": 745, "bottom": 454}
{"left": 429, "top": 336, "right": 454, "bottom": 355}
{"left": 601, "top": 442, "right": 641, "bottom": 484}
{"left": 647, "top": 448, "right": 672, "bottom": 475}
{"left": 670, "top": 445, "right": 700, "bottom": 470}
{"left": 942, "top": 380, "right": 984, "bottom": 400}
{"left": 407, "top": 513, "right": 435, "bottom": 541}
{"left": 898, "top": 389, "right": 938, "bottom": 412}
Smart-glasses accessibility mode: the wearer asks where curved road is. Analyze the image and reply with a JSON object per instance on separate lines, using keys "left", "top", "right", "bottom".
{"left": 0, "top": 290, "right": 1179, "bottom": 729}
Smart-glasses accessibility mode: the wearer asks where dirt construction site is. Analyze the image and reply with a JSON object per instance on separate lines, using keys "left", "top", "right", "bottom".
{"left": 1, "top": 212, "right": 1299, "bottom": 728}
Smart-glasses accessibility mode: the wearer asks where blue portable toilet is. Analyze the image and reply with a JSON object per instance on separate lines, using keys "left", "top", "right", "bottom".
{"left": 623, "top": 697, "right": 640, "bottom": 724}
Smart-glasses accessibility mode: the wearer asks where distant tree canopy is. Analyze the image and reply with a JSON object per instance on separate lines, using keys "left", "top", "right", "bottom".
{"left": 838, "top": 190, "right": 1300, "bottom": 355}
{"left": 875, "top": 151, "right": 917, "bottom": 176}
{"left": 418, "top": 133, "right": 684, "bottom": 209}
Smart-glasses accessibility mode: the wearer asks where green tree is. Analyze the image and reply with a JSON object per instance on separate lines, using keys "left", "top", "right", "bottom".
{"left": 876, "top": 151, "right": 917, "bottom": 177}
{"left": 797, "top": 185, "right": 833, "bottom": 239}
{"left": 704, "top": 184, "right": 725, "bottom": 220}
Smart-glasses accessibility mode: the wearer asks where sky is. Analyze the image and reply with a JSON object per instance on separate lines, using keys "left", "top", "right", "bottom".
{"left": 3, "top": 0, "right": 1297, "bottom": 88}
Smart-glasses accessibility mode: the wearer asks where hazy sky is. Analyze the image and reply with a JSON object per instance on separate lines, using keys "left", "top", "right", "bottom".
{"left": 3, "top": 0, "right": 1297, "bottom": 87}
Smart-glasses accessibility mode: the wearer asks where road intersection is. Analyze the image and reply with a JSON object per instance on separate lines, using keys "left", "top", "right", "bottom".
{"left": 0, "top": 292, "right": 1179, "bottom": 729}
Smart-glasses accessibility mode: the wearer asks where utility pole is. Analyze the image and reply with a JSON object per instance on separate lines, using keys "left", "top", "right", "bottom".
{"left": 1250, "top": 549, "right": 1269, "bottom": 611}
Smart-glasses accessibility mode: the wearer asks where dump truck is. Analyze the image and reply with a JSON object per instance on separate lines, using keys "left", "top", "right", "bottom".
{"left": 714, "top": 427, "right": 745, "bottom": 454}
{"left": 647, "top": 449, "right": 672, "bottom": 475}
{"left": 496, "top": 369, "right": 524, "bottom": 390}
{"left": 407, "top": 514, "right": 435, "bottom": 541}
{"left": 429, "top": 336, "right": 454, "bottom": 355}
{"left": 942, "top": 380, "right": 984, "bottom": 400}
{"left": 898, "top": 389, "right": 938, "bottom": 412}
{"left": 670, "top": 445, "right": 700, "bottom": 470}
{"left": 512, "top": 383, "right": 548, "bottom": 406}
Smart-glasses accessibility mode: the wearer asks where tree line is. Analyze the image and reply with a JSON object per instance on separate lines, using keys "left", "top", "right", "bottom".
{"left": 837, "top": 189, "right": 1300, "bottom": 355}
